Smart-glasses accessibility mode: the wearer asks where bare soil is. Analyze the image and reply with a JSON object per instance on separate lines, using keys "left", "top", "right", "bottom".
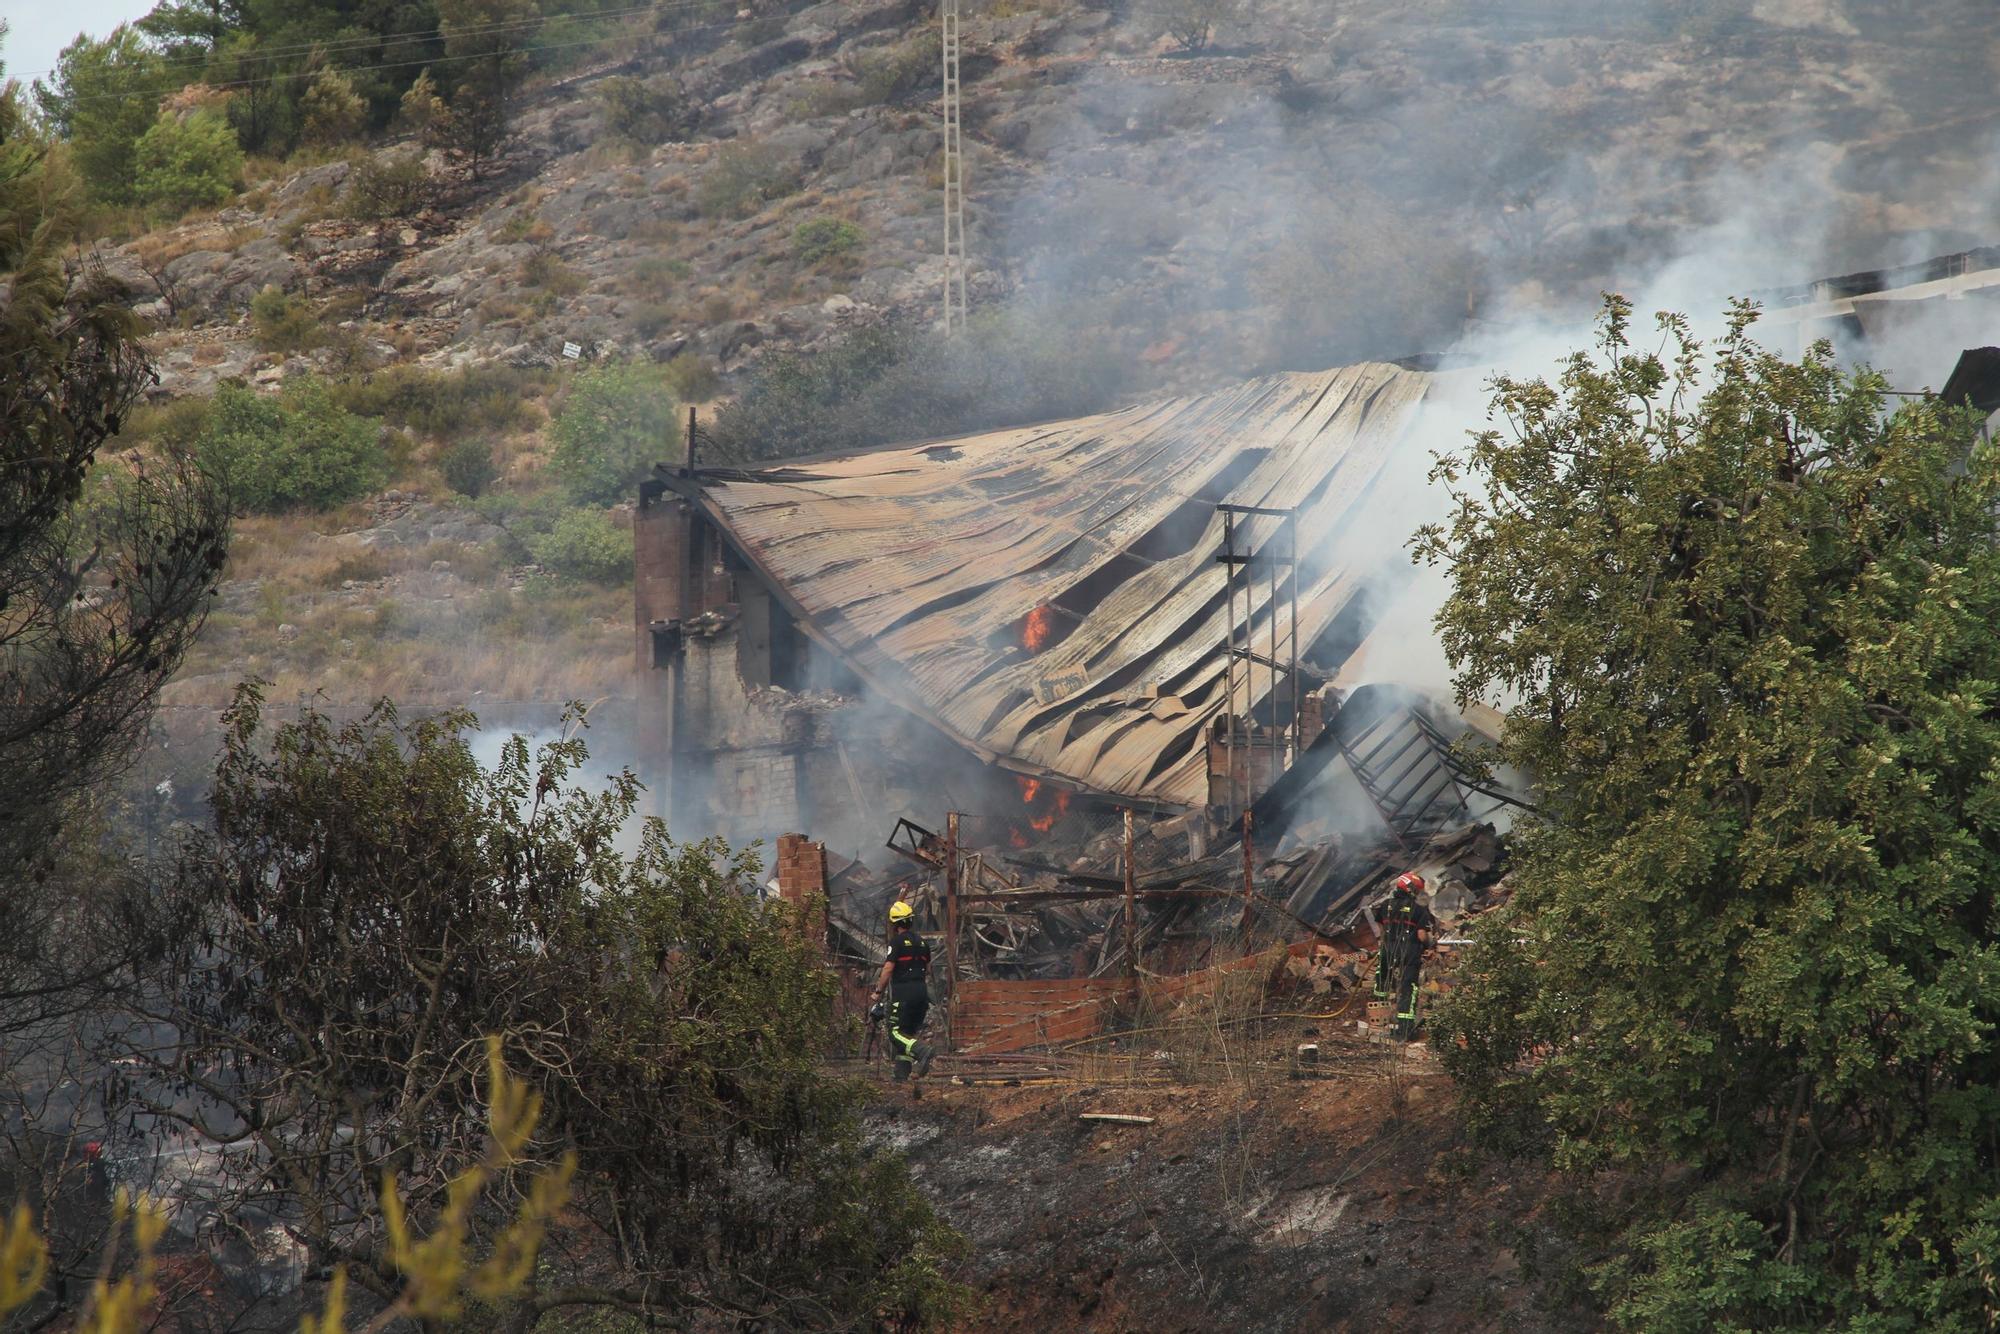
{"left": 874, "top": 1028, "right": 1591, "bottom": 1332}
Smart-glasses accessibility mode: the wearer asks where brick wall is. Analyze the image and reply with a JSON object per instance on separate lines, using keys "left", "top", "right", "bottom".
{"left": 774, "top": 832, "right": 827, "bottom": 903}
{"left": 633, "top": 500, "right": 687, "bottom": 672}
{"left": 951, "top": 942, "right": 1316, "bottom": 1054}
{"left": 773, "top": 833, "right": 830, "bottom": 946}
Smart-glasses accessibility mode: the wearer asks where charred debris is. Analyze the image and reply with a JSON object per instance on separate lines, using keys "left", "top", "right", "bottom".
{"left": 631, "top": 266, "right": 2000, "bottom": 1051}
{"left": 632, "top": 361, "right": 1541, "bottom": 1051}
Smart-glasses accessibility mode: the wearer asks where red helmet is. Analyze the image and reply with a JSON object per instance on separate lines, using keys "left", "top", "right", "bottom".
{"left": 1394, "top": 872, "right": 1425, "bottom": 894}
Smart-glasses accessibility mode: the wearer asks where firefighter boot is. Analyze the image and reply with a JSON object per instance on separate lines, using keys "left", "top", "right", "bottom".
{"left": 914, "top": 1041, "right": 935, "bottom": 1078}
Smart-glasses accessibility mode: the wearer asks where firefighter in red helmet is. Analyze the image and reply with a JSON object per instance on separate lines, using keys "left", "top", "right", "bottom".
{"left": 1373, "top": 872, "right": 1437, "bottom": 1040}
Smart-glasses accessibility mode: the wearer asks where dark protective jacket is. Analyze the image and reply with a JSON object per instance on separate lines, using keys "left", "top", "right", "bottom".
{"left": 1381, "top": 891, "right": 1436, "bottom": 956}
{"left": 888, "top": 925, "right": 932, "bottom": 985}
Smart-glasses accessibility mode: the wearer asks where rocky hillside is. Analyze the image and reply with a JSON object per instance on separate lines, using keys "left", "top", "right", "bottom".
{"left": 83, "top": 0, "right": 2000, "bottom": 803}
{"left": 101, "top": 0, "right": 2000, "bottom": 406}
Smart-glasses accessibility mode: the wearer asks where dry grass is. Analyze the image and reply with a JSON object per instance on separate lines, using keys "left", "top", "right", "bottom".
{"left": 172, "top": 519, "right": 633, "bottom": 710}
{"left": 1070, "top": 971, "right": 1282, "bottom": 1088}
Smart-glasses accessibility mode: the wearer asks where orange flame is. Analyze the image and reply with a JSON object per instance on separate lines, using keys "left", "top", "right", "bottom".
{"left": 1009, "top": 774, "right": 1070, "bottom": 838}
{"left": 1028, "top": 788, "right": 1071, "bottom": 833}
{"left": 1021, "top": 605, "right": 1056, "bottom": 654}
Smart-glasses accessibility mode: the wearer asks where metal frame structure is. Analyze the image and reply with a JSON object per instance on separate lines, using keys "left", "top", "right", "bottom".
{"left": 940, "top": 0, "right": 968, "bottom": 333}
{"left": 1215, "top": 503, "right": 1300, "bottom": 813}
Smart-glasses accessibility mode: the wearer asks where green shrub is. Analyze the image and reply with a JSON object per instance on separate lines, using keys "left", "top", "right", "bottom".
{"left": 660, "top": 350, "right": 720, "bottom": 404}
{"left": 526, "top": 508, "right": 633, "bottom": 584}
{"left": 549, "top": 362, "right": 679, "bottom": 505}
{"left": 118, "top": 394, "right": 213, "bottom": 451}
{"left": 849, "top": 33, "right": 937, "bottom": 105}
{"left": 633, "top": 255, "right": 690, "bottom": 296}
{"left": 345, "top": 148, "right": 431, "bottom": 220}
{"left": 472, "top": 488, "right": 567, "bottom": 562}
{"left": 330, "top": 363, "right": 550, "bottom": 440}
{"left": 250, "top": 285, "right": 322, "bottom": 353}
{"left": 438, "top": 437, "right": 500, "bottom": 497}
{"left": 595, "top": 74, "right": 697, "bottom": 145}
{"left": 300, "top": 67, "right": 367, "bottom": 146}
{"left": 132, "top": 110, "right": 244, "bottom": 216}
{"left": 397, "top": 68, "right": 447, "bottom": 136}
{"left": 631, "top": 302, "right": 678, "bottom": 338}
{"left": 520, "top": 248, "right": 587, "bottom": 295}
{"left": 197, "top": 379, "right": 387, "bottom": 512}
{"left": 792, "top": 216, "right": 864, "bottom": 265}
{"left": 697, "top": 140, "right": 801, "bottom": 219}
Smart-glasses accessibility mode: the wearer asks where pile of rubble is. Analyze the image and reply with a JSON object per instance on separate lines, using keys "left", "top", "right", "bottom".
{"left": 822, "top": 791, "right": 1511, "bottom": 1012}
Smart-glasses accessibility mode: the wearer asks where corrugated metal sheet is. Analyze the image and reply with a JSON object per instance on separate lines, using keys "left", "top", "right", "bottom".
{"left": 673, "top": 362, "right": 1434, "bottom": 807}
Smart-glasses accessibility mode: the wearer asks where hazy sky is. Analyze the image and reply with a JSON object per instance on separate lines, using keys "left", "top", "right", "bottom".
{"left": 2, "top": 0, "right": 156, "bottom": 83}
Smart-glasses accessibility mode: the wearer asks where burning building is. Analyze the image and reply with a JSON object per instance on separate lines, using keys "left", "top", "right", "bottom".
{"left": 633, "top": 358, "right": 1478, "bottom": 853}
{"left": 632, "top": 248, "right": 2000, "bottom": 1056}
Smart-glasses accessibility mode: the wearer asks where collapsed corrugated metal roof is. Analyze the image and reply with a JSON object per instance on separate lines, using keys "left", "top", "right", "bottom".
{"left": 663, "top": 361, "right": 1435, "bottom": 807}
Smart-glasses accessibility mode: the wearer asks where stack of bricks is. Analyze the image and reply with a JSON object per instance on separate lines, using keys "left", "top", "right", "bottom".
{"left": 773, "top": 833, "right": 830, "bottom": 945}
{"left": 1298, "top": 687, "right": 1329, "bottom": 750}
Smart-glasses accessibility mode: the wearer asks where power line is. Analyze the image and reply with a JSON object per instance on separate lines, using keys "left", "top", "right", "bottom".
{"left": 8, "top": 1, "right": 675, "bottom": 83}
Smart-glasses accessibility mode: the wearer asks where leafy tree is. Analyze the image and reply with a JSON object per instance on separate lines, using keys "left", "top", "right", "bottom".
{"left": 130, "top": 692, "right": 970, "bottom": 1328}
{"left": 135, "top": 0, "right": 242, "bottom": 62}
{"left": 397, "top": 66, "right": 447, "bottom": 135}
{"left": 131, "top": 108, "right": 242, "bottom": 214}
{"left": 1426, "top": 299, "right": 2000, "bottom": 1328}
{"left": 0, "top": 76, "right": 227, "bottom": 956}
{"left": 550, "top": 361, "right": 679, "bottom": 505}
{"left": 528, "top": 507, "right": 632, "bottom": 583}
{"left": 196, "top": 378, "right": 387, "bottom": 512}
{"left": 298, "top": 65, "right": 366, "bottom": 146}
{"left": 0, "top": 83, "right": 224, "bottom": 1325}
{"left": 33, "top": 27, "right": 175, "bottom": 205}
{"left": 208, "top": 31, "right": 304, "bottom": 155}
{"left": 438, "top": 436, "right": 499, "bottom": 497}
{"left": 434, "top": 0, "right": 541, "bottom": 175}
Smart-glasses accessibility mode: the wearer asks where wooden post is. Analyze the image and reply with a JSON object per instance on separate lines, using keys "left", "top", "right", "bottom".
{"left": 685, "top": 405, "right": 698, "bottom": 471}
{"left": 1239, "top": 809, "right": 1256, "bottom": 949}
{"left": 1122, "top": 808, "right": 1137, "bottom": 981}
{"left": 944, "top": 810, "right": 960, "bottom": 1053}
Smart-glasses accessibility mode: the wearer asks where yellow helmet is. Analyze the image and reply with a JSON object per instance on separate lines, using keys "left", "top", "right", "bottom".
{"left": 888, "top": 900, "right": 915, "bottom": 922}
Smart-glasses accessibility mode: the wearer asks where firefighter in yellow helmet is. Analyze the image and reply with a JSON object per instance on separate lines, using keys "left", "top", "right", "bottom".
{"left": 1373, "top": 872, "right": 1437, "bottom": 1040}
{"left": 870, "top": 900, "right": 936, "bottom": 1080}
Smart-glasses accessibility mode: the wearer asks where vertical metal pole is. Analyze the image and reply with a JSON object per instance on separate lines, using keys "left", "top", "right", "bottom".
{"left": 685, "top": 405, "right": 697, "bottom": 471}
{"left": 944, "top": 810, "right": 960, "bottom": 1053}
{"left": 1239, "top": 809, "right": 1256, "bottom": 947}
{"left": 1289, "top": 512, "right": 1300, "bottom": 762}
{"left": 659, "top": 656, "right": 677, "bottom": 826}
{"left": 941, "top": 3, "right": 952, "bottom": 334}
{"left": 1266, "top": 516, "right": 1276, "bottom": 793}
{"left": 1123, "top": 808, "right": 1137, "bottom": 981}
{"left": 1223, "top": 509, "right": 1237, "bottom": 813}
